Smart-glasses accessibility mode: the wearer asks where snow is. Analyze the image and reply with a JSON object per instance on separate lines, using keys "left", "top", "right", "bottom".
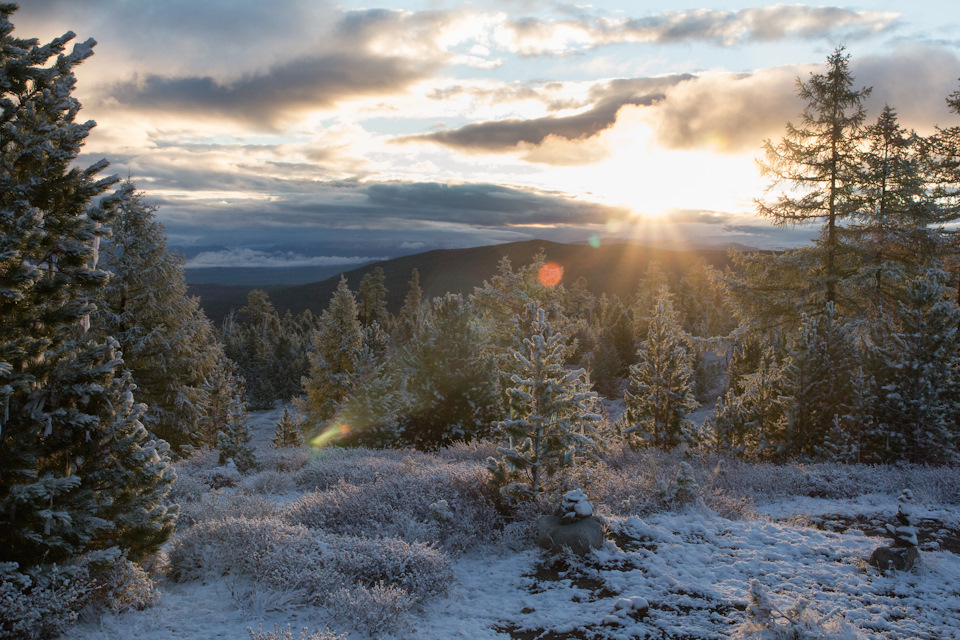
{"left": 62, "top": 409, "right": 960, "bottom": 640}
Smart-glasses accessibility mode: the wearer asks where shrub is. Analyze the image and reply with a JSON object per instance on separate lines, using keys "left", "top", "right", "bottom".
{"left": 248, "top": 625, "right": 347, "bottom": 640}
{"left": 287, "top": 457, "right": 502, "bottom": 554}
{"left": 0, "top": 563, "right": 91, "bottom": 640}
{"left": 325, "top": 582, "right": 413, "bottom": 636}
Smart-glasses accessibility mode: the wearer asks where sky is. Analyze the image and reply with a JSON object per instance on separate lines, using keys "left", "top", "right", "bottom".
{"left": 16, "top": 1, "right": 960, "bottom": 268}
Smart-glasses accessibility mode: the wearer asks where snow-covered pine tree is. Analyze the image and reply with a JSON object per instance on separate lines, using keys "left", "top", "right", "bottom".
{"left": 397, "top": 293, "right": 499, "bottom": 449}
{"left": 217, "top": 393, "right": 255, "bottom": 472}
{"left": 184, "top": 356, "right": 245, "bottom": 450}
{"left": 0, "top": 10, "right": 175, "bottom": 569}
{"left": 588, "top": 293, "right": 633, "bottom": 396}
{"left": 776, "top": 302, "right": 857, "bottom": 458}
{"left": 865, "top": 275, "right": 960, "bottom": 463}
{"left": 393, "top": 267, "right": 426, "bottom": 344}
{"left": 272, "top": 406, "right": 304, "bottom": 448}
{"left": 624, "top": 287, "right": 698, "bottom": 449}
{"left": 97, "top": 185, "right": 232, "bottom": 448}
{"left": 301, "top": 276, "right": 363, "bottom": 426}
{"left": 489, "top": 302, "right": 602, "bottom": 498}
{"left": 357, "top": 266, "right": 389, "bottom": 329}
{"left": 710, "top": 350, "right": 783, "bottom": 457}
{"left": 849, "top": 106, "right": 941, "bottom": 322}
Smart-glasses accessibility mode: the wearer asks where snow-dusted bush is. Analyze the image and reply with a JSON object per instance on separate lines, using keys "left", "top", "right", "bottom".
{"left": 239, "top": 469, "right": 297, "bottom": 496}
{"left": 258, "top": 447, "right": 309, "bottom": 474}
{"left": 167, "top": 516, "right": 308, "bottom": 583}
{"left": 248, "top": 625, "right": 347, "bottom": 640}
{"left": 84, "top": 552, "right": 157, "bottom": 615}
{"left": 328, "top": 534, "right": 453, "bottom": 600}
{"left": 176, "top": 491, "right": 280, "bottom": 529}
{"left": 737, "top": 580, "right": 862, "bottom": 639}
{"left": 0, "top": 563, "right": 91, "bottom": 640}
{"left": 287, "top": 457, "right": 501, "bottom": 554}
{"left": 325, "top": 582, "right": 413, "bottom": 635}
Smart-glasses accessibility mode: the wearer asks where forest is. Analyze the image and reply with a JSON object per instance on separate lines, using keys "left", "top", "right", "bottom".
{"left": 2, "top": 7, "right": 960, "bottom": 640}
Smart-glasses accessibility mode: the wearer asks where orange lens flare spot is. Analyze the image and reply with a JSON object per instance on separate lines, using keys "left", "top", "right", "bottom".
{"left": 339, "top": 424, "right": 351, "bottom": 436}
{"left": 538, "top": 263, "right": 563, "bottom": 287}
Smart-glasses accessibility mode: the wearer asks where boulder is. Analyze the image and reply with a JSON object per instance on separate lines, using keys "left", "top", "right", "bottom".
{"left": 536, "top": 514, "right": 604, "bottom": 556}
{"left": 868, "top": 545, "right": 921, "bottom": 572}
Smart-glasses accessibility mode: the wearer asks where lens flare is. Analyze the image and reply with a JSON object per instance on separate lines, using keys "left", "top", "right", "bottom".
{"left": 538, "top": 262, "right": 563, "bottom": 287}
{"left": 311, "top": 423, "right": 350, "bottom": 448}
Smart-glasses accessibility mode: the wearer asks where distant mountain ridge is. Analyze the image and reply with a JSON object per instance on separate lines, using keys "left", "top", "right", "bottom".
{"left": 187, "top": 239, "right": 739, "bottom": 323}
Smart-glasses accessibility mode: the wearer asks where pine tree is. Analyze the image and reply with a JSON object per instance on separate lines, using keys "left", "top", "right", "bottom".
{"left": 489, "top": 302, "right": 602, "bottom": 498}
{"left": 0, "top": 10, "right": 175, "bottom": 569}
{"left": 739, "top": 47, "right": 871, "bottom": 325}
{"left": 272, "top": 407, "right": 304, "bottom": 448}
{"left": 711, "top": 349, "right": 783, "bottom": 457}
{"left": 394, "top": 267, "right": 425, "bottom": 343}
{"left": 97, "top": 185, "right": 231, "bottom": 447}
{"left": 588, "top": 294, "right": 633, "bottom": 396}
{"left": 776, "top": 303, "right": 858, "bottom": 458}
{"left": 624, "top": 287, "right": 698, "bottom": 449}
{"left": 398, "top": 293, "right": 499, "bottom": 449}
{"left": 301, "top": 276, "right": 363, "bottom": 426}
{"left": 866, "top": 275, "right": 960, "bottom": 463}
{"left": 849, "top": 106, "right": 941, "bottom": 319}
{"left": 357, "top": 266, "right": 389, "bottom": 329}
{"left": 216, "top": 394, "right": 255, "bottom": 471}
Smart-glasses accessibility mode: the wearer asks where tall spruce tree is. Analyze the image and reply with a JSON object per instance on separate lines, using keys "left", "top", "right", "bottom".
{"left": 489, "top": 302, "right": 602, "bottom": 498}
{"left": 97, "top": 186, "right": 233, "bottom": 449}
{"left": 865, "top": 276, "right": 960, "bottom": 463}
{"left": 357, "top": 266, "right": 389, "bottom": 329}
{"left": 776, "top": 303, "right": 857, "bottom": 458}
{"left": 398, "top": 293, "right": 499, "bottom": 449}
{"left": 624, "top": 287, "right": 698, "bottom": 449}
{"left": 849, "top": 106, "right": 941, "bottom": 319}
{"left": 394, "top": 267, "right": 425, "bottom": 343}
{"left": 0, "top": 10, "right": 175, "bottom": 569}
{"left": 301, "top": 276, "right": 363, "bottom": 426}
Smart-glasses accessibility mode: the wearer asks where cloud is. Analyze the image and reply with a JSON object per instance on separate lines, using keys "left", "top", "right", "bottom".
{"left": 405, "top": 75, "right": 692, "bottom": 153}
{"left": 185, "top": 248, "right": 384, "bottom": 269}
{"left": 103, "top": 53, "right": 434, "bottom": 128}
{"left": 363, "top": 182, "right": 630, "bottom": 226}
{"left": 500, "top": 5, "right": 898, "bottom": 54}
{"left": 644, "top": 45, "right": 960, "bottom": 153}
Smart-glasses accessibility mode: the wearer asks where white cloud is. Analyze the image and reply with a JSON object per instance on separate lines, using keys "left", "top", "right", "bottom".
{"left": 185, "top": 248, "right": 385, "bottom": 269}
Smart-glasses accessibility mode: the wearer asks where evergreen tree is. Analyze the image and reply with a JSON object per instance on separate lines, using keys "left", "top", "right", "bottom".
{"left": 97, "top": 186, "right": 231, "bottom": 447}
{"left": 272, "top": 407, "right": 304, "bottom": 448}
{"left": 489, "top": 302, "right": 602, "bottom": 498}
{"left": 588, "top": 294, "right": 633, "bottom": 396}
{"left": 744, "top": 46, "right": 871, "bottom": 321}
{"left": 624, "top": 287, "right": 698, "bottom": 449}
{"left": 776, "top": 303, "right": 857, "bottom": 458}
{"left": 866, "top": 275, "right": 960, "bottom": 463}
{"left": 398, "top": 293, "right": 499, "bottom": 449}
{"left": 183, "top": 356, "right": 245, "bottom": 450}
{"left": 0, "top": 11, "right": 175, "bottom": 569}
{"left": 849, "top": 105, "right": 941, "bottom": 319}
{"left": 301, "top": 276, "right": 363, "bottom": 426}
{"left": 711, "top": 351, "right": 783, "bottom": 457}
{"left": 394, "top": 267, "right": 426, "bottom": 343}
{"left": 216, "top": 394, "right": 255, "bottom": 471}
{"left": 357, "top": 266, "right": 389, "bottom": 329}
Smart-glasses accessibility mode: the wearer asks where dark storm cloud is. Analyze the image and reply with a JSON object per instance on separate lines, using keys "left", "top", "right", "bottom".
{"left": 406, "top": 75, "right": 693, "bottom": 152}
{"left": 363, "top": 182, "right": 629, "bottom": 226}
{"left": 105, "top": 53, "right": 434, "bottom": 127}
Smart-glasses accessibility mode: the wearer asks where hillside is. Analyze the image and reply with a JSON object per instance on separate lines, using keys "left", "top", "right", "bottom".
{"left": 187, "top": 239, "right": 739, "bottom": 323}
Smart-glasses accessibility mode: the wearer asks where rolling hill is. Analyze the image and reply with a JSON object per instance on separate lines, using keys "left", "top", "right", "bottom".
{"left": 187, "top": 239, "right": 740, "bottom": 323}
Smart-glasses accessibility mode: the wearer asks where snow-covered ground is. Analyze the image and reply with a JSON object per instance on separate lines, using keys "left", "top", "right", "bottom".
{"left": 63, "top": 408, "right": 960, "bottom": 640}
